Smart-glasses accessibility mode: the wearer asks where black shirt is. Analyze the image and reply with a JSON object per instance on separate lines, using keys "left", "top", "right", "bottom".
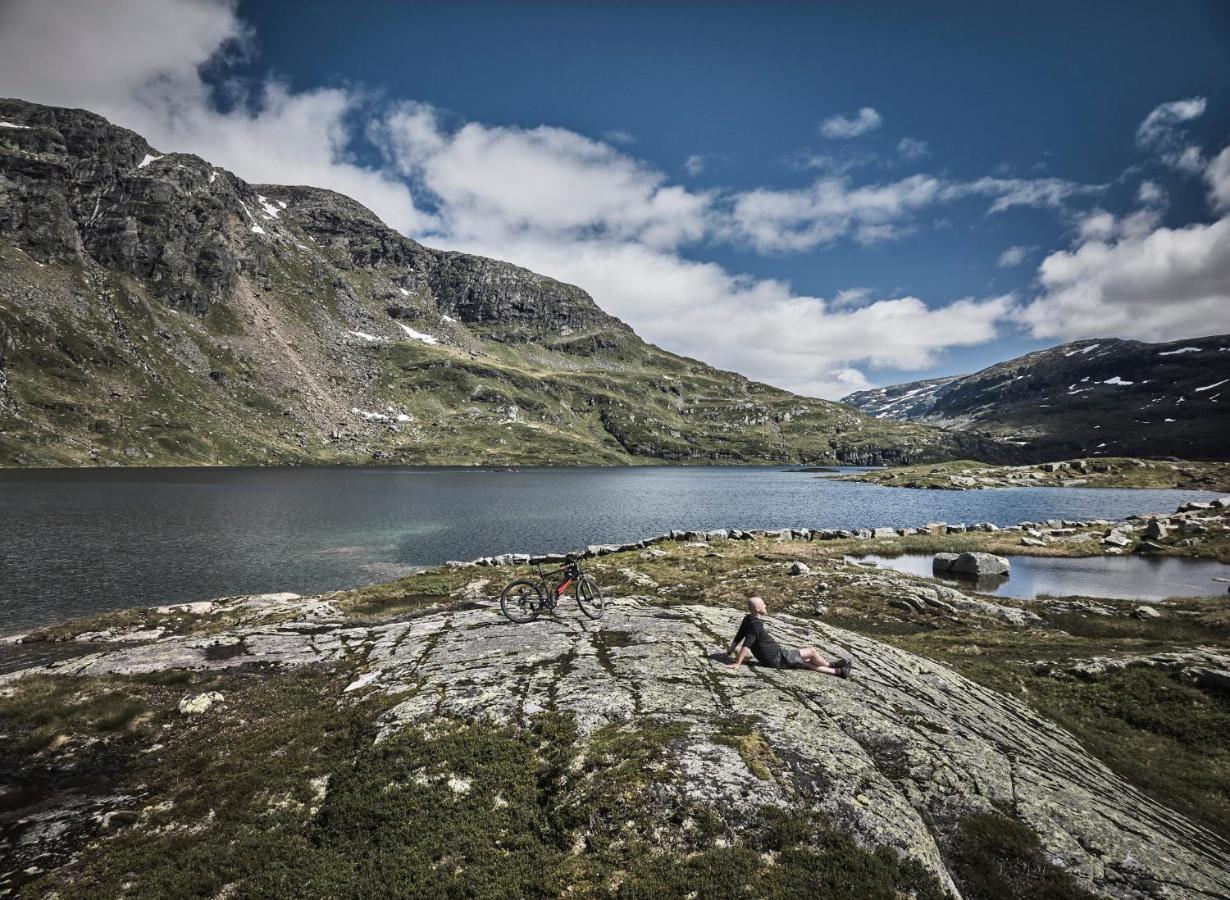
{"left": 732, "top": 614, "right": 783, "bottom": 667}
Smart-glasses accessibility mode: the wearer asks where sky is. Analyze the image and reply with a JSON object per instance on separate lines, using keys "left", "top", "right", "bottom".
{"left": 1, "top": 0, "right": 1229, "bottom": 397}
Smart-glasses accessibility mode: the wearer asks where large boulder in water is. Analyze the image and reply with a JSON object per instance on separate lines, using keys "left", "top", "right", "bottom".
{"left": 932, "top": 552, "right": 959, "bottom": 572}
{"left": 951, "top": 552, "right": 1011, "bottom": 577}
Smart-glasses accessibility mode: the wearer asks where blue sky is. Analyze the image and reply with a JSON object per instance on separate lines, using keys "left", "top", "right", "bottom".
{"left": 2, "top": 0, "right": 1229, "bottom": 396}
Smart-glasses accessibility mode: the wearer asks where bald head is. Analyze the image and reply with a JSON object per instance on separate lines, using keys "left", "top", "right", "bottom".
{"left": 747, "top": 596, "right": 766, "bottom": 616}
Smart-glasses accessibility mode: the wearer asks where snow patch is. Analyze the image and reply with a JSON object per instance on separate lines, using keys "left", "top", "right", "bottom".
{"left": 1158, "top": 346, "right": 1201, "bottom": 355}
{"left": 398, "top": 288, "right": 410, "bottom": 296}
{"left": 256, "top": 195, "right": 281, "bottom": 219}
{"left": 347, "top": 330, "right": 383, "bottom": 343}
{"left": 396, "top": 322, "right": 439, "bottom": 345}
{"left": 1195, "top": 379, "right": 1227, "bottom": 392}
{"left": 1164, "top": 418, "right": 1176, "bottom": 422}
{"left": 1102, "top": 376, "right": 1134, "bottom": 386}
{"left": 1065, "top": 343, "right": 1100, "bottom": 356}
{"left": 0, "top": 120, "right": 30, "bottom": 129}
{"left": 352, "top": 408, "right": 394, "bottom": 423}
{"left": 208, "top": 170, "right": 217, "bottom": 184}
{"left": 442, "top": 315, "right": 456, "bottom": 324}
{"left": 137, "top": 153, "right": 162, "bottom": 169}
{"left": 250, "top": 225, "right": 265, "bottom": 235}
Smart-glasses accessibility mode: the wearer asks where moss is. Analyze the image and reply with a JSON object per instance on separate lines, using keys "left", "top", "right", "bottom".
{"left": 713, "top": 715, "right": 779, "bottom": 781}
{"left": 943, "top": 811, "right": 1096, "bottom": 900}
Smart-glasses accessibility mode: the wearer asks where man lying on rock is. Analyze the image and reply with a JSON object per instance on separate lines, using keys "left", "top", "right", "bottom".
{"left": 724, "top": 596, "right": 852, "bottom": 678}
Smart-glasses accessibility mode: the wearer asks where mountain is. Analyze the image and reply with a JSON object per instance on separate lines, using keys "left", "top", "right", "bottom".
{"left": 0, "top": 99, "right": 1011, "bottom": 468}
{"left": 843, "top": 336, "right": 1230, "bottom": 461}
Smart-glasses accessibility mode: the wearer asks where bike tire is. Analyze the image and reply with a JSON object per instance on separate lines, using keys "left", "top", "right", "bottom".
{"left": 501, "top": 580, "right": 544, "bottom": 623}
{"left": 576, "top": 575, "right": 605, "bottom": 620}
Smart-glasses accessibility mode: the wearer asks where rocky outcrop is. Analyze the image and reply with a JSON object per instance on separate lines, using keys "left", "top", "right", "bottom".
{"left": 7, "top": 592, "right": 1228, "bottom": 898}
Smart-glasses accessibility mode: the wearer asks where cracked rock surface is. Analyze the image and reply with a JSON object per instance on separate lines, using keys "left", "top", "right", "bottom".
{"left": 9, "top": 593, "right": 1229, "bottom": 899}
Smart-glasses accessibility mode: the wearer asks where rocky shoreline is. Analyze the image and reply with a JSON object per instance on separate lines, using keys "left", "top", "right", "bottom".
{"left": 453, "top": 495, "right": 1230, "bottom": 569}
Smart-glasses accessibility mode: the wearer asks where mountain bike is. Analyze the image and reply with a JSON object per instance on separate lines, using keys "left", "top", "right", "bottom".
{"left": 500, "top": 556, "right": 604, "bottom": 623}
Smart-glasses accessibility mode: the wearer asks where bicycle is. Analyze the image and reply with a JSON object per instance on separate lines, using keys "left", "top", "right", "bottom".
{"left": 500, "top": 556, "right": 604, "bottom": 623}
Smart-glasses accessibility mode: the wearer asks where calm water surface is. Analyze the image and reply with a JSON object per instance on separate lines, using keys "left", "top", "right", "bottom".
{"left": 852, "top": 553, "right": 1230, "bottom": 602}
{"left": 0, "top": 466, "right": 1222, "bottom": 635}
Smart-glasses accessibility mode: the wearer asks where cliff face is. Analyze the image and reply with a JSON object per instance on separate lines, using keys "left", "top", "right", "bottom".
{"left": 0, "top": 98, "right": 1012, "bottom": 468}
{"left": 843, "top": 336, "right": 1230, "bottom": 461}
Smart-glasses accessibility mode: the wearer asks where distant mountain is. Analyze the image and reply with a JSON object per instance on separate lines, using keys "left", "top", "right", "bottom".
{"left": 0, "top": 99, "right": 1011, "bottom": 467}
{"left": 842, "top": 336, "right": 1230, "bottom": 460}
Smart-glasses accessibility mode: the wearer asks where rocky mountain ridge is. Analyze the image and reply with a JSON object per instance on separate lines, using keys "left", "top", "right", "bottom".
{"left": 0, "top": 98, "right": 1009, "bottom": 468}
{"left": 842, "top": 335, "right": 1230, "bottom": 461}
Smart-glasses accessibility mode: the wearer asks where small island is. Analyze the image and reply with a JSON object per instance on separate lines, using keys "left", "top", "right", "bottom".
{"left": 839, "top": 457, "right": 1230, "bottom": 493}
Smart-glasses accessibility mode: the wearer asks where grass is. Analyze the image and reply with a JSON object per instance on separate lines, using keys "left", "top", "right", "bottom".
{"left": 942, "top": 811, "right": 1096, "bottom": 900}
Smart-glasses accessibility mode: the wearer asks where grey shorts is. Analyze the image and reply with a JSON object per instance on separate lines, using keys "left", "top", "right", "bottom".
{"left": 779, "top": 647, "right": 804, "bottom": 669}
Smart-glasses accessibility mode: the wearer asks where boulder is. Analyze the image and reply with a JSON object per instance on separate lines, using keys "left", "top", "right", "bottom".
{"left": 1143, "top": 519, "right": 1168, "bottom": 540}
{"left": 932, "top": 553, "right": 960, "bottom": 572}
{"left": 788, "top": 561, "right": 811, "bottom": 576}
{"left": 950, "top": 552, "right": 1011, "bottom": 577}
{"left": 1102, "top": 531, "right": 1131, "bottom": 548}
{"left": 872, "top": 527, "right": 896, "bottom": 539}
{"left": 1133, "top": 606, "right": 1162, "bottom": 620}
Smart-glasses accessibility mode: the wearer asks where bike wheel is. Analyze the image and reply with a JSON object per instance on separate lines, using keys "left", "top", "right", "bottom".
{"left": 576, "top": 575, "right": 605, "bottom": 620}
{"left": 501, "top": 580, "right": 544, "bottom": 623}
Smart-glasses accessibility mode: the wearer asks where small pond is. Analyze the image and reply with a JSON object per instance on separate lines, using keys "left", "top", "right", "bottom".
{"left": 849, "top": 553, "right": 1230, "bottom": 603}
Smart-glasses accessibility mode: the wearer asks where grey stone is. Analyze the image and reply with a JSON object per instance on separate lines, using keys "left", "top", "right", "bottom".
{"left": 788, "top": 561, "right": 811, "bottom": 576}
{"left": 932, "top": 553, "right": 959, "bottom": 572}
{"left": 950, "top": 552, "right": 1011, "bottom": 577}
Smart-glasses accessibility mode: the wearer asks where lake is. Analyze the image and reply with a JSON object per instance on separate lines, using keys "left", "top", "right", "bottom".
{"left": 0, "top": 465, "right": 1222, "bottom": 636}
{"left": 850, "top": 553, "right": 1230, "bottom": 602}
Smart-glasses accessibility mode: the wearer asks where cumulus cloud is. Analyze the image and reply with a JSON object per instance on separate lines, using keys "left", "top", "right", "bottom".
{"left": 1204, "top": 146, "right": 1230, "bottom": 210}
{"left": 897, "top": 137, "right": 929, "bottom": 160}
{"left": 1018, "top": 203, "right": 1230, "bottom": 342}
{"left": 0, "top": 0, "right": 430, "bottom": 233}
{"left": 996, "top": 245, "right": 1032, "bottom": 268}
{"left": 1136, "top": 180, "right": 1166, "bottom": 206}
{"left": 726, "top": 174, "right": 943, "bottom": 252}
{"left": 819, "top": 107, "right": 882, "bottom": 139}
{"left": 377, "top": 103, "right": 712, "bottom": 250}
{"left": 684, "top": 154, "right": 707, "bottom": 176}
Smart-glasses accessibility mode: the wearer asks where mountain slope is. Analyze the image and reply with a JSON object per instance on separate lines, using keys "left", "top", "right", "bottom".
{"left": 0, "top": 99, "right": 1011, "bottom": 468}
{"left": 843, "top": 336, "right": 1230, "bottom": 461}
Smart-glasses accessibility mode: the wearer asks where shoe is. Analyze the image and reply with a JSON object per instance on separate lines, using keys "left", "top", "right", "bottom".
{"left": 839, "top": 659, "right": 853, "bottom": 679}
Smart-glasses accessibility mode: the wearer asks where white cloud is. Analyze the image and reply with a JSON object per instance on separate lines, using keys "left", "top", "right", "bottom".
{"left": 819, "top": 107, "right": 882, "bottom": 139}
{"left": 726, "top": 174, "right": 943, "bottom": 252}
{"left": 897, "top": 137, "right": 929, "bottom": 160}
{"left": 1136, "top": 97, "right": 1206, "bottom": 150}
{"left": 1207, "top": 146, "right": 1230, "bottom": 211}
{"left": 1136, "top": 180, "right": 1166, "bottom": 206}
{"left": 0, "top": 0, "right": 430, "bottom": 234}
{"left": 960, "top": 176, "right": 1105, "bottom": 213}
{"left": 1018, "top": 212, "right": 1230, "bottom": 343}
{"left": 377, "top": 103, "right": 712, "bottom": 250}
{"left": 996, "top": 245, "right": 1032, "bottom": 268}
{"left": 1135, "top": 96, "right": 1208, "bottom": 173}
{"left": 684, "top": 154, "right": 707, "bottom": 176}
{"left": 603, "top": 128, "right": 636, "bottom": 146}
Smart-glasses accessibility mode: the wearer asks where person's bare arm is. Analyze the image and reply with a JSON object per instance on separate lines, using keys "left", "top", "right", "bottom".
{"left": 724, "top": 646, "right": 751, "bottom": 669}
